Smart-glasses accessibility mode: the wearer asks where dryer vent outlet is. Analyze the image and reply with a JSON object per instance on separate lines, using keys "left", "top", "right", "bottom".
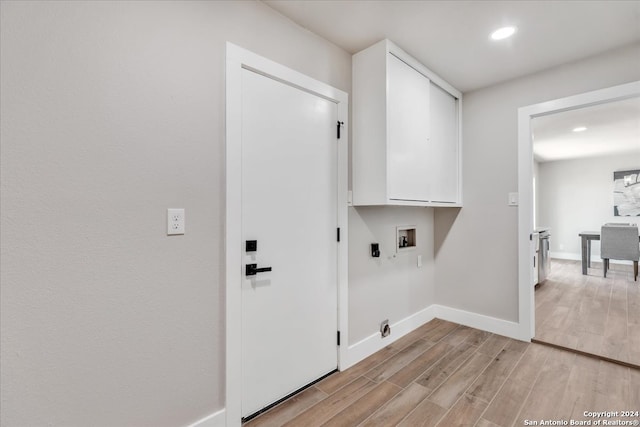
{"left": 380, "top": 319, "right": 390, "bottom": 338}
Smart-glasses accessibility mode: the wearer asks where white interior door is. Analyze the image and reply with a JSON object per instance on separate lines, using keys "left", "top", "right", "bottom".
{"left": 240, "top": 68, "right": 338, "bottom": 418}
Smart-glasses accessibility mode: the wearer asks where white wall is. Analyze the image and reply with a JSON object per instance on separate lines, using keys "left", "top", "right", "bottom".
{"left": 538, "top": 153, "right": 640, "bottom": 260}
{"left": 0, "top": 1, "right": 438, "bottom": 426}
{"left": 434, "top": 43, "right": 640, "bottom": 322}
{"left": 0, "top": 2, "right": 352, "bottom": 426}
{"left": 348, "top": 207, "right": 435, "bottom": 344}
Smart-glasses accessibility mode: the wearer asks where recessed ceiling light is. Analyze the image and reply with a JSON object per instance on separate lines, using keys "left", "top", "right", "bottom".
{"left": 490, "top": 26, "right": 517, "bottom": 40}
{"left": 572, "top": 127, "right": 587, "bottom": 132}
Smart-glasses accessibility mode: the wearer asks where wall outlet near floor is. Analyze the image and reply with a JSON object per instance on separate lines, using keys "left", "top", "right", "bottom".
{"left": 380, "top": 319, "right": 390, "bottom": 338}
{"left": 167, "top": 208, "right": 185, "bottom": 235}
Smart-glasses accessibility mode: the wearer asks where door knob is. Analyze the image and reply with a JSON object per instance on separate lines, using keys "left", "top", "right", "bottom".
{"left": 246, "top": 263, "right": 272, "bottom": 276}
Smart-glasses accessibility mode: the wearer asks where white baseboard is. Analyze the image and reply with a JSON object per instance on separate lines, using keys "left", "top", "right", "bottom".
{"left": 549, "top": 251, "right": 582, "bottom": 261}
{"left": 185, "top": 409, "right": 225, "bottom": 427}
{"left": 345, "top": 305, "right": 436, "bottom": 369}
{"left": 210, "top": 306, "right": 525, "bottom": 422}
{"left": 432, "top": 304, "right": 525, "bottom": 341}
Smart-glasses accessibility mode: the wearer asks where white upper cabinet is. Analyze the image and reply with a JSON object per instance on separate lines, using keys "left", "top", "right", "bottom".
{"left": 352, "top": 39, "right": 462, "bottom": 206}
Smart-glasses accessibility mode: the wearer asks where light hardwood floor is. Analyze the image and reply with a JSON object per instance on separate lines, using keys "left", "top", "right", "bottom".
{"left": 245, "top": 318, "right": 639, "bottom": 426}
{"left": 535, "top": 258, "right": 640, "bottom": 367}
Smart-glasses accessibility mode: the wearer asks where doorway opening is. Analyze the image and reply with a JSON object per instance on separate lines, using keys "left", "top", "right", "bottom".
{"left": 517, "top": 81, "right": 640, "bottom": 367}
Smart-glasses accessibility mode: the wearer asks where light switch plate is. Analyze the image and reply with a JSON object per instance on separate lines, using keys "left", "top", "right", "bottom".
{"left": 508, "top": 192, "right": 519, "bottom": 206}
{"left": 167, "top": 208, "right": 185, "bottom": 235}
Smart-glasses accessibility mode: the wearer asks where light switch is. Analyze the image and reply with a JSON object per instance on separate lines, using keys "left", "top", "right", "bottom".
{"left": 508, "top": 192, "right": 519, "bottom": 206}
{"left": 417, "top": 255, "right": 422, "bottom": 268}
{"left": 167, "top": 208, "right": 185, "bottom": 235}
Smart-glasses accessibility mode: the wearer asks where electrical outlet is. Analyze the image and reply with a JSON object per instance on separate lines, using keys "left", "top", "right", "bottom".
{"left": 380, "top": 319, "right": 390, "bottom": 338}
{"left": 167, "top": 208, "right": 185, "bottom": 235}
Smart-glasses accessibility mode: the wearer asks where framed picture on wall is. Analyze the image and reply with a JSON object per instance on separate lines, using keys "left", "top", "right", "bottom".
{"left": 613, "top": 169, "right": 640, "bottom": 216}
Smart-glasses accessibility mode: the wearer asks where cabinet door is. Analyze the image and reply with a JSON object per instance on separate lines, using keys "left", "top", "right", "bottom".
{"left": 429, "top": 83, "right": 458, "bottom": 203}
{"left": 387, "top": 54, "right": 430, "bottom": 202}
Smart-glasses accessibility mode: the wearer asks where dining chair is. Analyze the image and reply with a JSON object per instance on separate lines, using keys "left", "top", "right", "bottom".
{"left": 600, "top": 224, "right": 640, "bottom": 281}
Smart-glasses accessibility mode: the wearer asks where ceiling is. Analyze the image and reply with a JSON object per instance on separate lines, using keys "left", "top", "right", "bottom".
{"left": 532, "top": 96, "right": 640, "bottom": 162}
{"left": 263, "top": 0, "right": 640, "bottom": 93}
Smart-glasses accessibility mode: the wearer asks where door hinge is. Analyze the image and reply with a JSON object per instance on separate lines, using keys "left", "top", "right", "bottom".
{"left": 337, "top": 331, "right": 341, "bottom": 346}
{"left": 337, "top": 121, "right": 344, "bottom": 139}
{"left": 337, "top": 227, "right": 340, "bottom": 242}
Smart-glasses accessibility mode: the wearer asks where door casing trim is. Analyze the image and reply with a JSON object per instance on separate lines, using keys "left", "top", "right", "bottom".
{"left": 225, "top": 42, "right": 349, "bottom": 427}
{"left": 517, "top": 80, "right": 640, "bottom": 342}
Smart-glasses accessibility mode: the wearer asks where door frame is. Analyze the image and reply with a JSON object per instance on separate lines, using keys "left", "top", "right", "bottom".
{"left": 225, "top": 42, "right": 349, "bottom": 426}
{"left": 517, "top": 80, "right": 640, "bottom": 341}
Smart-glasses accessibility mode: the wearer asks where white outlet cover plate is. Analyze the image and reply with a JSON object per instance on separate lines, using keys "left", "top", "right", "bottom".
{"left": 508, "top": 192, "right": 519, "bottom": 206}
{"left": 167, "top": 208, "right": 185, "bottom": 235}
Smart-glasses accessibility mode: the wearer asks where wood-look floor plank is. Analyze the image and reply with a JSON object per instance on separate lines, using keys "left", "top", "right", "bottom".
{"left": 503, "top": 338, "right": 529, "bottom": 354}
{"left": 628, "top": 284, "right": 640, "bottom": 325}
{"left": 629, "top": 323, "right": 640, "bottom": 366}
{"left": 440, "top": 325, "right": 474, "bottom": 346}
{"left": 315, "top": 346, "right": 396, "bottom": 395}
{"left": 397, "top": 398, "right": 447, "bottom": 427}
{"left": 388, "top": 324, "right": 437, "bottom": 352}
{"left": 466, "top": 347, "right": 523, "bottom": 402}
{"left": 481, "top": 344, "right": 550, "bottom": 427}
{"left": 364, "top": 339, "right": 434, "bottom": 383}
{"left": 535, "top": 259, "right": 638, "bottom": 366}
{"left": 246, "top": 386, "right": 328, "bottom": 427}
{"left": 427, "top": 352, "right": 493, "bottom": 409}
{"left": 319, "top": 381, "right": 401, "bottom": 427}
{"left": 434, "top": 393, "right": 488, "bottom": 427}
{"left": 575, "top": 330, "right": 604, "bottom": 356}
{"left": 247, "top": 315, "right": 635, "bottom": 427}
{"left": 359, "top": 382, "right": 431, "bottom": 427}
{"left": 554, "top": 352, "right": 600, "bottom": 422}
{"left": 464, "top": 328, "right": 491, "bottom": 347}
{"left": 630, "top": 367, "right": 640, "bottom": 408}
{"left": 385, "top": 319, "right": 446, "bottom": 354}
{"left": 514, "top": 347, "right": 575, "bottom": 423}
{"left": 594, "top": 359, "right": 631, "bottom": 409}
{"left": 601, "top": 307, "right": 629, "bottom": 362}
{"left": 475, "top": 418, "right": 502, "bottom": 427}
{"left": 387, "top": 340, "right": 454, "bottom": 388}
{"left": 475, "top": 335, "right": 509, "bottom": 358}
{"left": 282, "top": 377, "right": 377, "bottom": 427}
{"left": 414, "top": 341, "right": 477, "bottom": 392}
{"left": 421, "top": 320, "right": 460, "bottom": 342}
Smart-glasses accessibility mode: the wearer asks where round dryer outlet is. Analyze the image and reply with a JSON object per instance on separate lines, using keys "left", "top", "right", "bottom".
{"left": 380, "top": 319, "right": 390, "bottom": 338}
